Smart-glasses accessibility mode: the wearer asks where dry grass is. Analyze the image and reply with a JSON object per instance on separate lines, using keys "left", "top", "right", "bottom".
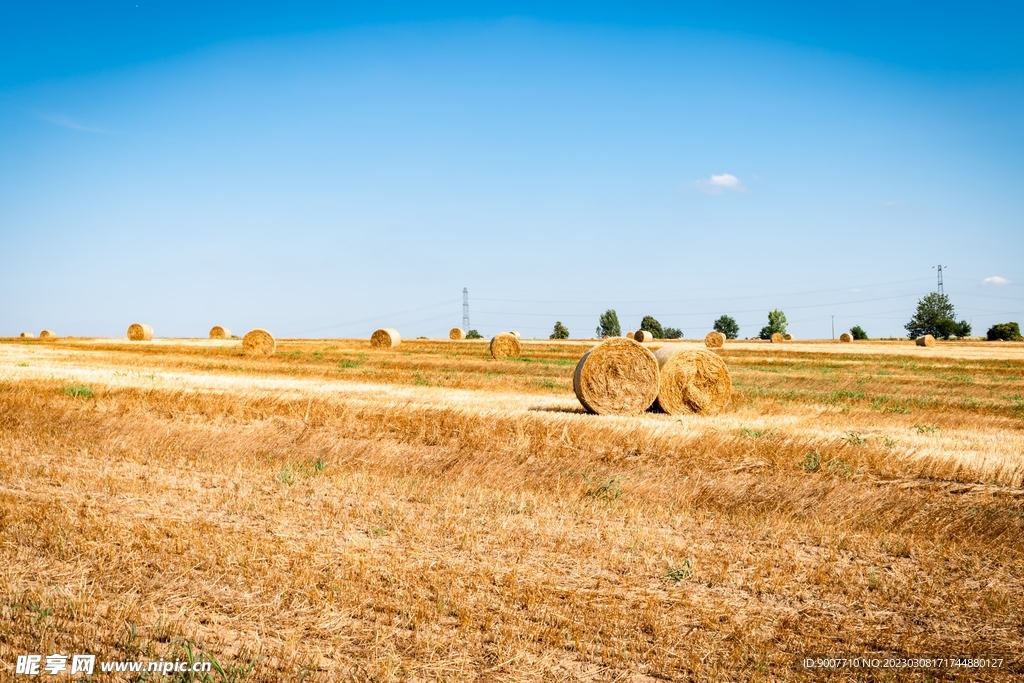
{"left": 1, "top": 337, "right": 1023, "bottom": 681}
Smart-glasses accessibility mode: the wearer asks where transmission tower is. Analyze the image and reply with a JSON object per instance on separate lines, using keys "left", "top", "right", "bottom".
{"left": 933, "top": 265, "right": 946, "bottom": 294}
{"left": 462, "top": 287, "right": 470, "bottom": 332}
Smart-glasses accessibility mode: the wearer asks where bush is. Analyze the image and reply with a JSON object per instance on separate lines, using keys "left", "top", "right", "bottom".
{"left": 596, "top": 309, "right": 621, "bottom": 338}
{"left": 639, "top": 315, "right": 665, "bottom": 339}
{"left": 713, "top": 315, "right": 739, "bottom": 339}
{"left": 850, "top": 325, "right": 868, "bottom": 340}
{"left": 466, "top": 329, "right": 483, "bottom": 339}
{"left": 758, "top": 309, "right": 787, "bottom": 340}
{"left": 663, "top": 327, "right": 683, "bottom": 339}
{"left": 987, "top": 322, "right": 1021, "bottom": 341}
{"left": 549, "top": 321, "right": 570, "bottom": 339}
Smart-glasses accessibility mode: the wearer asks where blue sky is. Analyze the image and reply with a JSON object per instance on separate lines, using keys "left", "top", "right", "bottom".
{"left": 2, "top": 2, "right": 1022, "bottom": 339}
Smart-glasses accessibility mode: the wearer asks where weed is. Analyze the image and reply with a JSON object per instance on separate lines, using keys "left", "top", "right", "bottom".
{"left": 339, "top": 360, "right": 361, "bottom": 369}
{"left": 413, "top": 372, "right": 429, "bottom": 386}
{"left": 882, "top": 437, "right": 897, "bottom": 449}
{"left": 17, "top": 362, "right": 27, "bottom": 367}
{"left": 847, "top": 432, "right": 866, "bottom": 446}
{"left": 740, "top": 428, "right": 776, "bottom": 439}
{"left": 584, "top": 474, "right": 623, "bottom": 501}
{"left": 914, "top": 424, "right": 938, "bottom": 435}
{"left": 63, "top": 385, "right": 94, "bottom": 399}
{"left": 800, "top": 451, "right": 821, "bottom": 472}
{"left": 664, "top": 560, "right": 692, "bottom": 582}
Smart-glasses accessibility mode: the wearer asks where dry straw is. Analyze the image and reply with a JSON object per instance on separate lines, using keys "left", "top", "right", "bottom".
{"left": 39, "top": 330, "right": 56, "bottom": 340}
{"left": 19, "top": 332, "right": 35, "bottom": 339}
{"left": 653, "top": 347, "right": 732, "bottom": 415}
{"left": 127, "top": 323, "right": 154, "bottom": 341}
{"left": 242, "top": 329, "right": 276, "bottom": 356}
{"left": 634, "top": 330, "right": 656, "bottom": 342}
{"left": 449, "top": 328, "right": 466, "bottom": 340}
{"left": 771, "top": 332, "right": 784, "bottom": 343}
{"left": 370, "top": 328, "right": 401, "bottom": 349}
{"left": 209, "top": 326, "right": 231, "bottom": 340}
{"left": 783, "top": 333, "right": 793, "bottom": 341}
{"left": 704, "top": 331, "right": 725, "bottom": 349}
{"left": 626, "top": 331, "right": 635, "bottom": 339}
{"left": 839, "top": 332, "right": 853, "bottom": 343}
{"left": 573, "top": 337, "right": 660, "bottom": 415}
{"left": 490, "top": 333, "right": 522, "bottom": 359}
{"left": 916, "top": 334, "right": 936, "bottom": 347}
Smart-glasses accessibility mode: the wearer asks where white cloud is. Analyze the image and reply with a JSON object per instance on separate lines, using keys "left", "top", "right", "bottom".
{"left": 37, "top": 113, "right": 111, "bottom": 134}
{"left": 981, "top": 276, "right": 1011, "bottom": 285}
{"left": 695, "top": 173, "right": 747, "bottom": 194}
{"left": 882, "top": 200, "right": 899, "bottom": 208}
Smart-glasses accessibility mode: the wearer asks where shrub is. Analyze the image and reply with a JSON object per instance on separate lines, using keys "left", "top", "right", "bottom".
{"left": 713, "top": 315, "right": 739, "bottom": 339}
{"left": 549, "top": 321, "right": 570, "bottom": 339}
{"left": 987, "top": 322, "right": 1022, "bottom": 341}
{"left": 663, "top": 327, "right": 683, "bottom": 339}
{"left": 850, "top": 325, "right": 868, "bottom": 340}
{"left": 466, "top": 329, "right": 483, "bottom": 339}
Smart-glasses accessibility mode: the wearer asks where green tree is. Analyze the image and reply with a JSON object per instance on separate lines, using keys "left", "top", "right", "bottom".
{"left": 850, "top": 325, "right": 868, "bottom": 340}
{"left": 596, "top": 309, "right": 621, "bottom": 338}
{"left": 758, "top": 309, "right": 788, "bottom": 340}
{"left": 987, "top": 322, "right": 1022, "bottom": 341}
{"left": 466, "top": 329, "right": 483, "bottom": 339}
{"left": 549, "top": 321, "right": 570, "bottom": 339}
{"left": 663, "top": 327, "right": 683, "bottom": 339}
{"left": 713, "top": 315, "right": 740, "bottom": 340}
{"left": 639, "top": 315, "right": 665, "bottom": 339}
{"left": 905, "top": 292, "right": 970, "bottom": 340}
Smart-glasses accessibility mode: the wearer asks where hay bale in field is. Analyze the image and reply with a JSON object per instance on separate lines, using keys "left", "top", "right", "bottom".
{"left": 127, "top": 323, "right": 153, "bottom": 341}
{"left": 704, "top": 331, "right": 725, "bottom": 349}
{"left": 242, "top": 328, "right": 276, "bottom": 356}
{"left": 573, "top": 337, "right": 660, "bottom": 415}
{"left": 626, "top": 331, "right": 635, "bottom": 339}
{"left": 209, "top": 326, "right": 231, "bottom": 340}
{"left": 449, "top": 328, "right": 466, "bottom": 340}
{"left": 654, "top": 347, "right": 732, "bottom": 415}
{"left": 39, "top": 330, "right": 56, "bottom": 340}
{"left": 19, "top": 332, "right": 35, "bottom": 339}
{"left": 511, "top": 331, "right": 521, "bottom": 339}
{"left": 490, "top": 332, "right": 521, "bottom": 359}
{"left": 370, "top": 328, "right": 401, "bottom": 349}
{"left": 770, "top": 332, "right": 784, "bottom": 343}
{"left": 916, "top": 334, "right": 936, "bottom": 347}
{"left": 783, "top": 333, "right": 793, "bottom": 341}
{"left": 634, "top": 330, "right": 657, "bottom": 342}
{"left": 839, "top": 332, "right": 853, "bottom": 343}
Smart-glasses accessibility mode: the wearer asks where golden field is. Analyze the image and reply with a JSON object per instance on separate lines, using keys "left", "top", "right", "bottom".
{"left": 1, "top": 336, "right": 1023, "bottom": 681}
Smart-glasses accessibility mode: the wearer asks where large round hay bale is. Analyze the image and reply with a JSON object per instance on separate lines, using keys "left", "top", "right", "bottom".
{"left": 210, "top": 326, "right": 231, "bottom": 340}
{"left": 770, "top": 332, "right": 784, "bottom": 343}
{"left": 39, "top": 330, "right": 56, "bottom": 340}
{"left": 19, "top": 332, "right": 35, "bottom": 339}
{"left": 783, "top": 333, "right": 793, "bottom": 341}
{"left": 573, "top": 337, "right": 660, "bottom": 415}
{"left": 242, "top": 328, "right": 276, "bottom": 356}
{"left": 653, "top": 347, "right": 732, "bottom": 415}
{"left": 704, "top": 331, "right": 725, "bottom": 349}
{"left": 916, "top": 334, "right": 936, "bottom": 347}
{"left": 127, "top": 323, "right": 153, "bottom": 341}
{"left": 370, "top": 328, "right": 401, "bottom": 349}
{"left": 839, "top": 332, "right": 853, "bottom": 343}
{"left": 634, "top": 330, "right": 657, "bottom": 342}
{"left": 626, "top": 331, "right": 635, "bottom": 339}
{"left": 449, "top": 328, "right": 466, "bottom": 340}
{"left": 490, "top": 332, "right": 522, "bottom": 359}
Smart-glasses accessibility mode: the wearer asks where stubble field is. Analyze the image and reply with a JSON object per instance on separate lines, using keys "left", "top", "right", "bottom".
{"left": 1, "top": 336, "right": 1023, "bottom": 681}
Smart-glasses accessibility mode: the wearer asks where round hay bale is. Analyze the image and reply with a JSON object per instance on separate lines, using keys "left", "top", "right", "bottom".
{"left": 370, "top": 328, "right": 401, "bottom": 349}
{"left": 39, "top": 330, "right": 56, "bottom": 340}
{"left": 573, "top": 337, "right": 660, "bottom": 415}
{"left": 19, "top": 332, "right": 35, "bottom": 339}
{"left": 449, "top": 328, "right": 466, "bottom": 340}
{"left": 783, "top": 333, "right": 793, "bottom": 341}
{"left": 127, "top": 323, "right": 153, "bottom": 341}
{"left": 626, "top": 331, "right": 635, "bottom": 339}
{"left": 770, "top": 332, "right": 784, "bottom": 343}
{"left": 634, "top": 330, "right": 657, "bottom": 342}
{"left": 704, "top": 331, "right": 725, "bottom": 349}
{"left": 916, "top": 334, "right": 936, "bottom": 347}
{"left": 490, "top": 332, "right": 522, "bottom": 359}
{"left": 511, "top": 331, "right": 521, "bottom": 339}
{"left": 210, "top": 326, "right": 231, "bottom": 340}
{"left": 653, "top": 347, "right": 732, "bottom": 415}
{"left": 839, "top": 332, "right": 853, "bottom": 343}
{"left": 242, "top": 328, "right": 276, "bottom": 356}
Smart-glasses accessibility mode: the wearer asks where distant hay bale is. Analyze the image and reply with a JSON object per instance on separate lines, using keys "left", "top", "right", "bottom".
{"left": 449, "top": 328, "right": 466, "bottom": 340}
{"left": 242, "top": 328, "right": 276, "bottom": 356}
{"left": 704, "top": 331, "right": 725, "bottom": 349}
{"left": 770, "top": 332, "right": 784, "bottom": 343}
{"left": 626, "top": 331, "right": 635, "bottom": 339}
{"left": 634, "top": 330, "right": 656, "bottom": 342}
{"left": 490, "top": 332, "right": 522, "bottom": 359}
{"left": 573, "top": 337, "right": 660, "bottom": 415}
{"left": 783, "top": 333, "right": 793, "bottom": 341}
{"left": 511, "top": 331, "right": 521, "bottom": 339}
{"left": 839, "top": 332, "right": 853, "bottom": 343}
{"left": 653, "top": 347, "right": 732, "bottom": 416}
{"left": 127, "top": 323, "right": 153, "bottom": 341}
{"left": 209, "top": 326, "right": 231, "bottom": 340}
{"left": 371, "top": 328, "right": 401, "bottom": 349}
{"left": 19, "top": 332, "right": 35, "bottom": 339}
{"left": 916, "top": 334, "right": 936, "bottom": 347}
{"left": 39, "top": 330, "right": 56, "bottom": 340}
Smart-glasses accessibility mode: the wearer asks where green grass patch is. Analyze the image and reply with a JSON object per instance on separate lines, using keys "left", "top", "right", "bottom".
{"left": 63, "top": 385, "right": 93, "bottom": 399}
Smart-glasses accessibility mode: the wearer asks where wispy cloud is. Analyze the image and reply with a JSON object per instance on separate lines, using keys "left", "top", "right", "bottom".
{"left": 981, "top": 276, "right": 1011, "bottom": 285}
{"left": 37, "top": 113, "right": 112, "bottom": 134}
{"left": 882, "top": 200, "right": 899, "bottom": 208}
{"left": 694, "top": 173, "right": 747, "bottom": 194}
